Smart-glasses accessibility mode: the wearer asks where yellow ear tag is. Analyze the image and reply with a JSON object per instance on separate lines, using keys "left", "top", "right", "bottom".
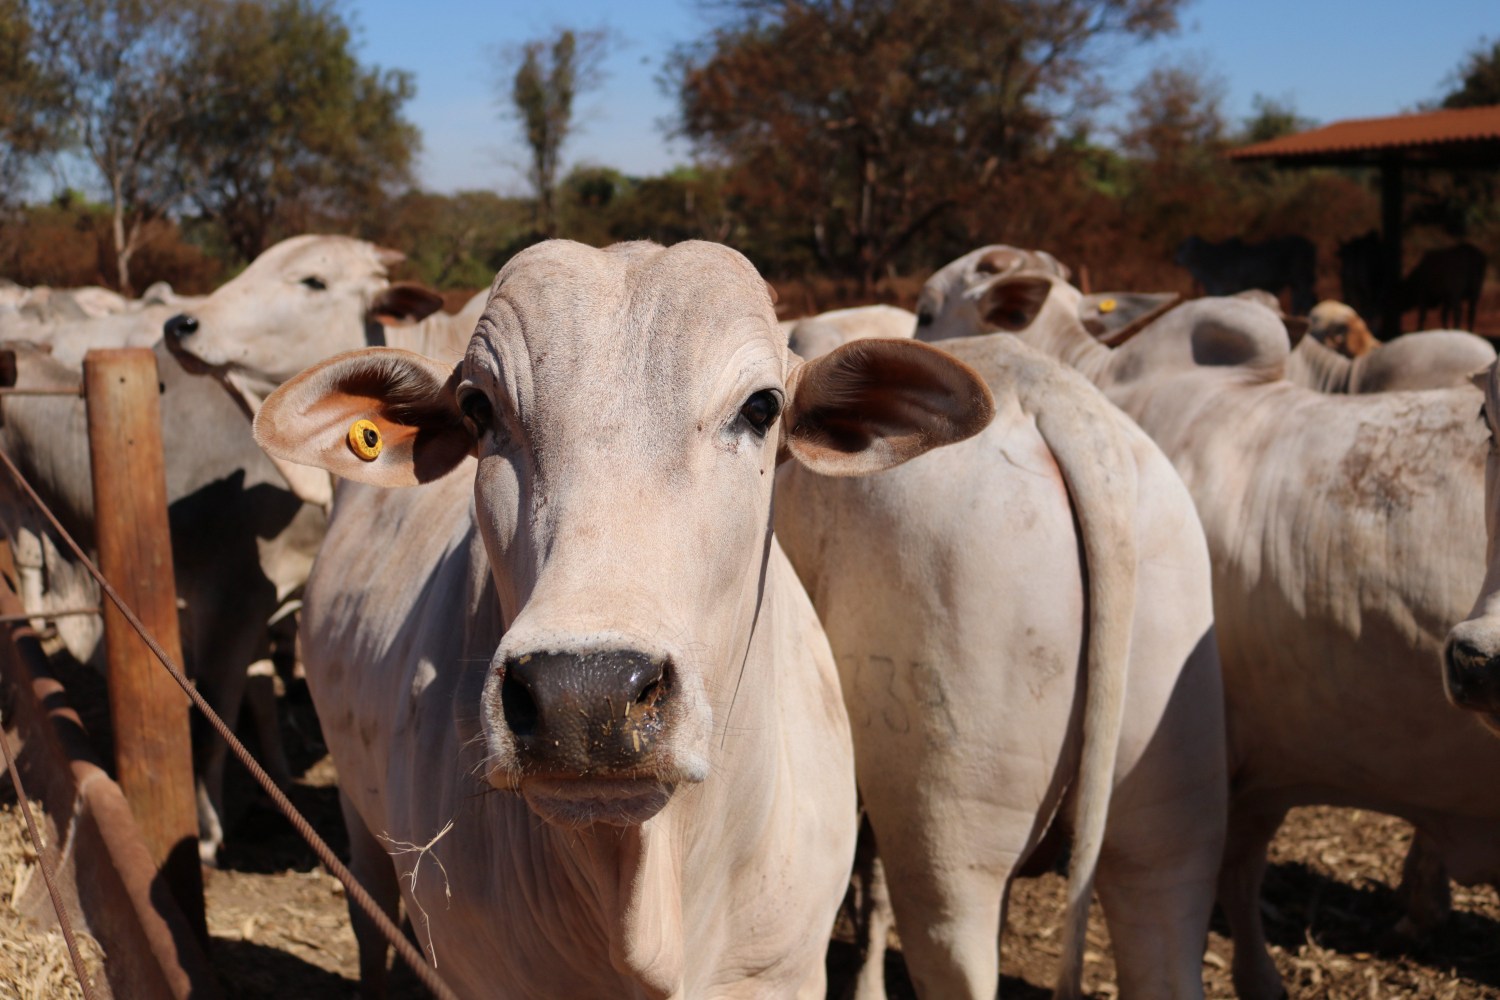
{"left": 1098, "top": 298, "right": 1117, "bottom": 314}
{"left": 347, "top": 419, "right": 383, "bottom": 461}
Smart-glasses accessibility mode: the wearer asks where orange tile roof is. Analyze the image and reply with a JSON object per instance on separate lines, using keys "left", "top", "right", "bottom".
{"left": 1230, "top": 104, "right": 1500, "bottom": 161}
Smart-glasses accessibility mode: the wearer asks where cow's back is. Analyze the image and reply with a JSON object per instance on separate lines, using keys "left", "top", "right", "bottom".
{"left": 1108, "top": 368, "right": 1500, "bottom": 832}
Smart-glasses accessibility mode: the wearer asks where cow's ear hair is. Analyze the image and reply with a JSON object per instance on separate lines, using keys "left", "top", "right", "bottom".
{"left": 370, "top": 282, "right": 445, "bottom": 327}
{"left": 783, "top": 338, "right": 994, "bottom": 476}
{"left": 978, "top": 273, "right": 1054, "bottom": 331}
{"left": 254, "top": 348, "right": 473, "bottom": 488}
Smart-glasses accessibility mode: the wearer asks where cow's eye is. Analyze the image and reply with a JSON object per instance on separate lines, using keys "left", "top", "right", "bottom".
{"left": 916, "top": 311, "right": 934, "bottom": 327}
{"left": 458, "top": 388, "right": 493, "bottom": 436}
{"left": 739, "top": 389, "right": 782, "bottom": 436}
{"left": 301, "top": 276, "right": 327, "bottom": 291}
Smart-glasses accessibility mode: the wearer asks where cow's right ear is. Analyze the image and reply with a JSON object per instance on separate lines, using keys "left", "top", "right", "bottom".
{"left": 254, "top": 348, "right": 474, "bottom": 488}
{"left": 370, "top": 282, "right": 445, "bottom": 327}
{"left": 977, "top": 273, "right": 1054, "bottom": 332}
{"left": 784, "top": 338, "right": 995, "bottom": 476}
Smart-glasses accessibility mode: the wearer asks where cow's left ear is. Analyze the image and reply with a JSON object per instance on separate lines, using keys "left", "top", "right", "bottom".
{"left": 783, "top": 338, "right": 995, "bottom": 476}
{"left": 978, "top": 272, "right": 1054, "bottom": 331}
{"left": 254, "top": 348, "right": 474, "bottom": 487}
{"left": 370, "top": 282, "right": 445, "bottom": 327}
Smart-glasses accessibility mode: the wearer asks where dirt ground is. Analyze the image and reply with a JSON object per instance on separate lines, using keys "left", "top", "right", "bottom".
{"left": 6, "top": 671, "right": 1498, "bottom": 1000}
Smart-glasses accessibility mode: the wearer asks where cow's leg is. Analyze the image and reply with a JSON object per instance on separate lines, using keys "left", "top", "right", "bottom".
{"left": 9, "top": 524, "right": 47, "bottom": 630}
{"left": 343, "top": 790, "right": 400, "bottom": 1000}
{"left": 1096, "top": 638, "right": 1223, "bottom": 1000}
{"left": 852, "top": 851, "right": 894, "bottom": 1000}
{"left": 866, "top": 788, "right": 1018, "bottom": 999}
{"left": 1218, "top": 801, "right": 1289, "bottom": 1000}
{"left": 243, "top": 657, "right": 292, "bottom": 788}
{"left": 794, "top": 959, "right": 828, "bottom": 1000}
{"left": 849, "top": 839, "right": 894, "bottom": 1000}
{"left": 1390, "top": 828, "right": 1450, "bottom": 943}
{"left": 188, "top": 614, "right": 266, "bottom": 865}
{"left": 195, "top": 678, "right": 243, "bottom": 865}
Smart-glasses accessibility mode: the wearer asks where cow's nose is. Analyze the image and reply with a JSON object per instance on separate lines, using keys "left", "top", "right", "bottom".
{"left": 500, "top": 649, "right": 670, "bottom": 772}
{"left": 164, "top": 313, "right": 198, "bottom": 339}
{"left": 1444, "top": 636, "right": 1500, "bottom": 711}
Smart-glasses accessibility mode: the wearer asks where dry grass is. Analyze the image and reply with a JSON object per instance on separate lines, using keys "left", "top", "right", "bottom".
{"left": 0, "top": 802, "right": 106, "bottom": 1000}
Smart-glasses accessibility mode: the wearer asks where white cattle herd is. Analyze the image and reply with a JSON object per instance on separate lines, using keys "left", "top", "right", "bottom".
{"left": 2, "top": 234, "right": 1499, "bottom": 998}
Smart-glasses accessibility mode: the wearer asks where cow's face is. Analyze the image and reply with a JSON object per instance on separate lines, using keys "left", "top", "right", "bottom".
{"left": 915, "top": 245, "right": 1069, "bottom": 343}
{"left": 164, "top": 234, "right": 442, "bottom": 399}
{"left": 1445, "top": 361, "right": 1500, "bottom": 732}
{"left": 253, "top": 239, "right": 994, "bottom": 829}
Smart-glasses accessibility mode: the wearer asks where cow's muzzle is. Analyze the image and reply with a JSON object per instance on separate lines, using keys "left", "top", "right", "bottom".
{"left": 1443, "top": 632, "right": 1500, "bottom": 731}
{"left": 164, "top": 313, "right": 198, "bottom": 340}
{"left": 163, "top": 314, "right": 214, "bottom": 374}
{"left": 500, "top": 648, "right": 672, "bottom": 776}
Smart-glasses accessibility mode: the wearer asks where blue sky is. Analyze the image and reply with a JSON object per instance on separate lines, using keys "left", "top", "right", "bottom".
{"left": 351, "top": 0, "right": 1499, "bottom": 194}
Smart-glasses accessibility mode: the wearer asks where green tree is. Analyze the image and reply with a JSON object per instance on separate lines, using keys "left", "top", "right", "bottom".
{"left": 178, "top": 0, "right": 420, "bottom": 262}
{"left": 368, "top": 189, "right": 532, "bottom": 290}
{"left": 28, "top": 0, "right": 202, "bottom": 292}
{"left": 1239, "top": 94, "right": 1313, "bottom": 145}
{"left": 670, "top": 0, "right": 1184, "bottom": 288}
{"left": 501, "top": 28, "right": 607, "bottom": 237}
{"left": 1442, "top": 37, "right": 1500, "bottom": 108}
{"left": 0, "top": 0, "right": 64, "bottom": 207}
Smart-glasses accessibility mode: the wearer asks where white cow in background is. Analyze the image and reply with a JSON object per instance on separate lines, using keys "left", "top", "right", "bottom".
{"left": 777, "top": 319, "right": 1226, "bottom": 998}
{"left": 917, "top": 253, "right": 1500, "bottom": 1000}
{"left": 202, "top": 239, "right": 996, "bottom": 998}
{"left": 784, "top": 303, "right": 916, "bottom": 359}
{"left": 1445, "top": 362, "right": 1500, "bottom": 729}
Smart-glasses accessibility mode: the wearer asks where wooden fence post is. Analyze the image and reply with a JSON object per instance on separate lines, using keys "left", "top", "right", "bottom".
{"left": 83, "top": 348, "right": 205, "bottom": 941}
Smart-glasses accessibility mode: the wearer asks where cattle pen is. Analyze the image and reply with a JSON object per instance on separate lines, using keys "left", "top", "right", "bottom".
{"left": 2, "top": 352, "right": 1500, "bottom": 999}
{"left": 0, "top": 347, "right": 456, "bottom": 999}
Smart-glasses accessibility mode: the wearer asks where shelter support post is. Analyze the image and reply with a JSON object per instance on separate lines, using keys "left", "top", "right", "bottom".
{"left": 1379, "top": 157, "right": 1404, "bottom": 339}
{"left": 83, "top": 348, "right": 206, "bottom": 943}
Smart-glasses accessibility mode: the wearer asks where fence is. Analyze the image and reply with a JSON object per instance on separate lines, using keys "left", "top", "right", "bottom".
{"left": 0, "top": 348, "right": 457, "bottom": 999}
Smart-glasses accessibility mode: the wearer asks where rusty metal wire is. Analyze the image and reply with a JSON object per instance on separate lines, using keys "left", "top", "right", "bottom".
{"left": 0, "top": 704, "right": 100, "bottom": 1000}
{"left": 0, "top": 447, "right": 462, "bottom": 1000}
{"left": 0, "top": 608, "right": 98, "bottom": 624}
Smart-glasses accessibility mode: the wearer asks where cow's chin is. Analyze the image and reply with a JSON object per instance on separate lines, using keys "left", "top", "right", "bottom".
{"left": 519, "top": 777, "right": 674, "bottom": 829}
{"left": 163, "top": 337, "right": 217, "bottom": 376}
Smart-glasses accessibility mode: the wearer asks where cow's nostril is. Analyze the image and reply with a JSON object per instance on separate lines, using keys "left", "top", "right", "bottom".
{"left": 165, "top": 313, "right": 199, "bottom": 339}
{"left": 501, "top": 669, "right": 539, "bottom": 737}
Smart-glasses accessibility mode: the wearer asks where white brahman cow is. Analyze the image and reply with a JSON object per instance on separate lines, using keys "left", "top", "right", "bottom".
{"left": 242, "top": 240, "right": 995, "bottom": 998}
{"left": 918, "top": 253, "right": 1500, "bottom": 1000}
{"left": 777, "top": 321, "right": 1226, "bottom": 999}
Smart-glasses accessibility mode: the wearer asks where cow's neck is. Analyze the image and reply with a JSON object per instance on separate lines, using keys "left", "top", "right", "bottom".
{"left": 217, "top": 369, "right": 334, "bottom": 508}
{"left": 543, "top": 821, "right": 685, "bottom": 998}
{"left": 525, "top": 535, "right": 787, "bottom": 998}
{"left": 1287, "top": 337, "right": 1353, "bottom": 393}
{"left": 1021, "top": 314, "right": 1112, "bottom": 382}
{"left": 375, "top": 294, "right": 484, "bottom": 363}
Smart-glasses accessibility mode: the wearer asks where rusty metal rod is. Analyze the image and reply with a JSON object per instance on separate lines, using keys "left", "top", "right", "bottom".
{"left": 0, "top": 608, "right": 99, "bottom": 623}
{"left": 0, "top": 387, "right": 84, "bottom": 396}
{"left": 0, "top": 705, "right": 101, "bottom": 1000}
